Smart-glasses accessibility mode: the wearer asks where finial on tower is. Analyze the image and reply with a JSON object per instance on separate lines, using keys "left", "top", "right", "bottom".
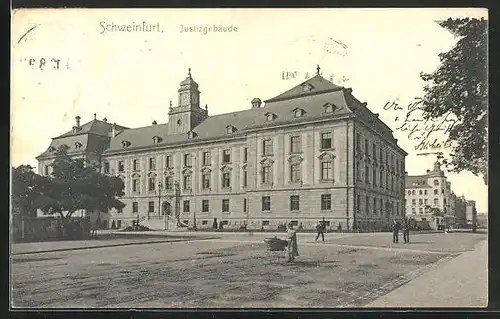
{"left": 169, "top": 100, "right": 172, "bottom": 108}
{"left": 316, "top": 64, "right": 320, "bottom": 75}
{"left": 188, "top": 68, "right": 191, "bottom": 77}
{"left": 205, "top": 104, "right": 208, "bottom": 111}
{"left": 94, "top": 113, "right": 97, "bottom": 120}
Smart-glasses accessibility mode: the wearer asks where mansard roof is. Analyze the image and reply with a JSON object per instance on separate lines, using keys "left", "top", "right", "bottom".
{"left": 55, "top": 119, "right": 128, "bottom": 139}
{"left": 264, "top": 74, "right": 343, "bottom": 103}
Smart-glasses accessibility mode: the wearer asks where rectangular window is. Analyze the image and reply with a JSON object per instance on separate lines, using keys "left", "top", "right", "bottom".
{"left": 290, "top": 163, "right": 301, "bottom": 182}
{"left": 202, "top": 173, "right": 210, "bottom": 189}
{"left": 243, "top": 198, "right": 247, "bottom": 212}
{"left": 118, "top": 161, "right": 124, "bottom": 172}
{"left": 166, "top": 156, "right": 173, "bottom": 168}
{"left": 321, "top": 132, "right": 332, "bottom": 149}
{"left": 262, "top": 166, "right": 272, "bottom": 184}
{"left": 222, "top": 149, "right": 231, "bottom": 163}
{"left": 148, "top": 201, "right": 154, "bottom": 212}
{"left": 412, "top": 199, "right": 416, "bottom": 205}
{"left": 132, "top": 159, "right": 138, "bottom": 171}
{"left": 321, "top": 162, "right": 333, "bottom": 180}
{"left": 202, "top": 220, "right": 208, "bottom": 225}
{"left": 424, "top": 199, "right": 428, "bottom": 205}
{"left": 202, "top": 200, "right": 209, "bottom": 212}
{"left": 374, "top": 197, "right": 377, "bottom": 215}
{"left": 290, "top": 136, "right": 301, "bottom": 153}
{"left": 419, "top": 199, "right": 423, "bottom": 205}
{"left": 243, "top": 147, "right": 248, "bottom": 162}
{"left": 262, "top": 196, "right": 271, "bottom": 211}
{"left": 165, "top": 176, "right": 174, "bottom": 190}
{"left": 290, "top": 195, "right": 300, "bottom": 211}
{"left": 434, "top": 198, "right": 439, "bottom": 205}
{"left": 202, "top": 151, "right": 211, "bottom": 166}
{"left": 132, "top": 202, "right": 138, "bottom": 213}
{"left": 356, "top": 195, "right": 361, "bottom": 213}
{"left": 379, "top": 170, "right": 383, "bottom": 187}
{"left": 148, "top": 177, "right": 156, "bottom": 191}
{"left": 117, "top": 220, "right": 122, "bottom": 228}
{"left": 263, "top": 139, "right": 273, "bottom": 156}
{"left": 183, "top": 200, "right": 190, "bottom": 213}
{"left": 222, "top": 199, "right": 230, "bottom": 212}
{"left": 424, "top": 190, "right": 428, "bottom": 195}
{"left": 242, "top": 170, "right": 248, "bottom": 187}
{"left": 373, "top": 168, "right": 377, "bottom": 186}
{"left": 149, "top": 157, "right": 156, "bottom": 170}
{"left": 356, "top": 133, "right": 361, "bottom": 150}
{"left": 262, "top": 220, "right": 270, "bottom": 226}
{"left": 434, "top": 189, "right": 439, "bottom": 195}
{"left": 184, "top": 154, "right": 192, "bottom": 167}
{"left": 104, "top": 162, "right": 110, "bottom": 174}
{"left": 132, "top": 179, "right": 139, "bottom": 192}
{"left": 183, "top": 175, "right": 192, "bottom": 190}
{"left": 364, "top": 138, "right": 369, "bottom": 155}
{"left": 366, "top": 196, "right": 370, "bottom": 214}
{"left": 321, "top": 194, "right": 332, "bottom": 210}
{"left": 222, "top": 172, "right": 231, "bottom": 188}
{"left": 365, "top": 165, "right": 370, "bottom": 183}
{"left": 419, "top": 190, "right": 423, "bottom": 195}
{"left": 412, "top": 207, "right": 416, "bottom": 214}
{"left": 373, "top": 143, "right": 377, "bottom": 160}
{"left": 183, "top": 220, "right": 189, "bottom": 225}
{"left": 44, "top": 165, "right": 50, "bottom": 175}
{"left": 419, "top": 208, "right": 423, "bottom": 214}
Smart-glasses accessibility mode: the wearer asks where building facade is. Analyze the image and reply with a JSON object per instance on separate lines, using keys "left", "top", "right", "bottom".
{"left": 405, "top": 162, "right": 458, "bottom": 229}
{"left": 36, "top": 68, "right": 407, "bottom": 231}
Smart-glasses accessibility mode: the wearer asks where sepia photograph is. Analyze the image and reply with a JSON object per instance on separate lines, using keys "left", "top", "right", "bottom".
{"left": 10, "top": 8, "right": 488, "bottom": 309}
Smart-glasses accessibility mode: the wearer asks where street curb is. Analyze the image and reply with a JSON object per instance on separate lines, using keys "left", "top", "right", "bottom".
{"left": 11, "top": 236, "right": 220, "bottom": 256}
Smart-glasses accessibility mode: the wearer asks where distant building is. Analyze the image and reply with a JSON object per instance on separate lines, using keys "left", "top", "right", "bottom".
{"left": 405, "top": 161, "right": 455, "bottom": 229}
{"left": 476, "top": 212, "right": 488, "bottom": 229}
{"left": 36, "top": 68, "right": 407, "bottom": 231}
{"left": 466, "top": 200, "right": 478, "bottom": 228}
{"left": 454, "top": 195, "right": 468, "bottom": 227}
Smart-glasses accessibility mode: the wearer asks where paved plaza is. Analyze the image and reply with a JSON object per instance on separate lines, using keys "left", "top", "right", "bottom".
{"left": 10, "top": 231, "right": 487, "bottom": 308}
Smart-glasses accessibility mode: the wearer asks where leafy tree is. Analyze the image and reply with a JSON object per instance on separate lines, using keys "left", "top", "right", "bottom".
{"left": 420, "top": 18, "right": 488, "bottom": 184}
{"left": 40, "top": 145, "right": 125, "bottom": 227}
{"left": 11, "top": 165, "right": 53, "bottom": 219}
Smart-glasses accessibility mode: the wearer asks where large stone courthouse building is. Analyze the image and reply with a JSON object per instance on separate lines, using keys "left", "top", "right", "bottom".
{"left": 36, "top": 67, "right": 407, "bottom": 231}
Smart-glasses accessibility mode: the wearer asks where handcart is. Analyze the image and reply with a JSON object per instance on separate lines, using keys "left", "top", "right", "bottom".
{"left": 264, "top": 236, "right": 288, "bottom": 263}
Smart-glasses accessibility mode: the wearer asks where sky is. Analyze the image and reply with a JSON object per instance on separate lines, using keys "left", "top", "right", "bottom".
{"left": 11, "top": 8, "right": 488, "bottom": 212}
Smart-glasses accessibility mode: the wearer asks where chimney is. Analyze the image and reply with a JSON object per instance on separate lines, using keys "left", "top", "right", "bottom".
{"left": 152, "top": 120, "right": 157, "bottom": 125}
{"left": 75, "top": 116, "right": 81, "bottom": 127}
{"left": 426, "top": 169, "right": 430, "bottom": 174}
{"left": 251, "top": 98, "right": 262, "bottom": 108}
{"left": 93, "top": 113, "right": 97, "bottom": 120}
{"left": 112, "top": 123, "right": 117, "bottom": 138}
{"left": 103, "top": 118, "right": 108, "bottom": 123}
{"left": 405, "top": 171, "right": 408, "bottom": 176}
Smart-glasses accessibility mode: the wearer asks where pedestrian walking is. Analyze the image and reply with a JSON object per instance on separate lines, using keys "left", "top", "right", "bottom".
{"left": 315, "top": 220, "right": 325, "bottom": 242}
{"left": 403, "top": 218, "right": 410, "bottom": 243}
{"left": 392, "top": 219, "right": 400, "bottom": 243}
{"left": 286, "top": 223, "right": 299, "bottom": 262}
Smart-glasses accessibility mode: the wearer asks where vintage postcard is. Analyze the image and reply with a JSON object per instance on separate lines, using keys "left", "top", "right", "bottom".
{"left": 10, "top": 8, "right": 488, "bottom": 309}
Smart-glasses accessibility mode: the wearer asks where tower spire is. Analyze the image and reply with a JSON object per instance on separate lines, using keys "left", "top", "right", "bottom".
{"left": 316, "top": 64, "right": 320, "bottom": 75}
{"left": 188, "top": 68, "right": 191, "bottom": 78}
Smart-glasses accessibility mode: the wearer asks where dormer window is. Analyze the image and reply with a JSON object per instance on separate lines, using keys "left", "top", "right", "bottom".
{"left": 293, "top": 108, "right": 306, "bottom": 118}
{"left": 187, "top": 131, "right": 197, "bottom": 139}
{"left": 121, "top": 140, "right": 131, "bottom": 148}
{"left": 152, "top": 136, "right": 162, "bottom": 144}
{"left": 226, "top": 125, "right": 236, "bottom": 134}
{"left": 301, "top": 83, "right": 314, "bottom": 92}
{"left": 74, "top": 142, "right": 83, "bottom": 149}
{"left": 323, "top": 102, "right": 337, "bottom": 113}
{"left": 265, "top": 112, "right": 277, "bottom": 122}
{"left": 48, "top": 146, "right": 56, "bottom": 153}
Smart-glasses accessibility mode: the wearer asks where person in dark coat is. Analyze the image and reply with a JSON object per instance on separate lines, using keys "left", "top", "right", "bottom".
{"left": 315, "top": 220, "right": 325, "bottom": 242}
{"left": 402, "top": 218, "right": 410, "bottom": 243}
{"left": 392, "top": 219, "right": 401, "bottom": 243}
{"left": 286, "top": 223, "right": 299, "bottom": 262}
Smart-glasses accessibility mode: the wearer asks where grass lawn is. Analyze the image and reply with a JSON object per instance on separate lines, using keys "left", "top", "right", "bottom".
{"left": 11, "top": 235, "right": 464, "bottom": 308}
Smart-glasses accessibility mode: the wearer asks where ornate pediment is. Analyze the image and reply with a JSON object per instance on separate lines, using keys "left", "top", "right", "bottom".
{"left": 220, "top": 164, "right": 233, "bottom": 172}
{"left": 288, "top": 154, "right": 304, "bottom": 163}
{"left": 182, "top": 168, "right": 193, "bottom": 175}
{"left": 147, "top": 172, "right": 157, "bottom": 177}
{"left": 201, "top": 166, "right": 212, "bottom": 174}
{"left": 318, "top": 152, "right": 336, "bottom": 161}
{"left": 260, "top": 157, "right": 274, "bottom": 166}
{"left": 131, "top": 172, "right": 141, "bottom": 178}
{"left": 164, "top": 169, "right": 175, "bottom": 176}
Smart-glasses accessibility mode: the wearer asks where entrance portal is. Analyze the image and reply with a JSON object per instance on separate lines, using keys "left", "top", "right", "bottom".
{"left": 162, "top": 201, "right": 171, "bottom": 216}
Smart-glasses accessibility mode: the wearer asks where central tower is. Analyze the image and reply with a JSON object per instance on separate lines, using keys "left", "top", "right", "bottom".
{"left": 167, "top": 69, "right": 208, "bottom": 135}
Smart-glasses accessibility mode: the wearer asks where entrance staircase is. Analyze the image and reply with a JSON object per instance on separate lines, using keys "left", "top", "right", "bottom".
{"left": 139, "top": 215, "right": 189, "bottom": 232}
